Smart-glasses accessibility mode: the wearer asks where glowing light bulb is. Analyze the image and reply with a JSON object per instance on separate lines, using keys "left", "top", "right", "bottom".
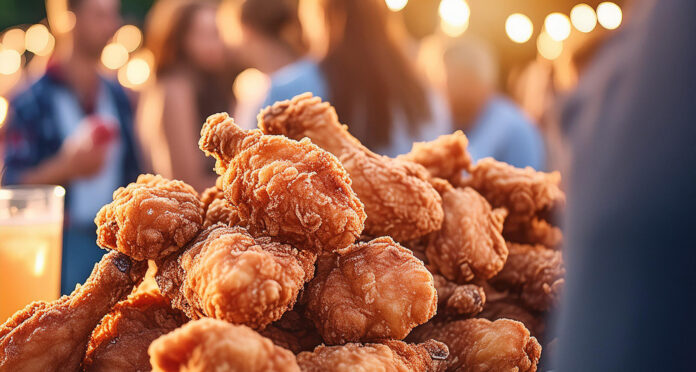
{"left": 2, "top": 28, "right": 26, "bottom": 54}
{"left": 505, "top": 13, "right": 534, "bottom": 43}
{"left": 25, "top": 24, "right": 52, "bottom": 54}
{"left": 597, "top": 2, "right": 622, "bottom": 30}
{"left": 570, "top": 4, "right": 597, "bottom": 33}
{"left": 385, "top": 0, "right": 408, "bottom": 12}
{"left": 439, "top": 0, "right": 470, "bottom": 28}
{"left": 544, "top": 12, "right": 571, "bottom": 41}
{"left": 125, "top": 58, "right": 150, "bottom": 85}
{"left": 537, "top": 31, "right": 563, "bottom": 60}
{"left": 114, "top": 25, "right": 142, "bottom": 52}
{"left": 101, "top": 43, "right": 129, "bottom": 70}
{"left": 0, "top": 49, "right": 22, "bottom": 75}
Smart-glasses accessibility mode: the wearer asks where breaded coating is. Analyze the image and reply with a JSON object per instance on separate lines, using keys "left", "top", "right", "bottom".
{"left": 490, "top": 243, "right": 565, "bottom": 311}
{"left": 306, "top": 237, "right": 437, "bottom": 344}
{"left": 200, "top": 112, "right": 366, "bottom": 252}
{"left": 149, "top": 318, "right": 300, "bottom": 372}
{"left": 203, "top": 197, "right": 242, "bottom": 227}
{"left": 83, "top": 289, "right": 188, "bottom": 371}
{"left": 465, "top": 158, "right": 564, "bottom": 220}
{"left": 408, "top": 318, "right": 542, "bottom": 372}
{"left": 200, "top": 177, "right": 224, "bottom": 213}
{"left": 297, "top": 339, "right": 449, "bottom": 372}
{"left": 432, "top": 274, "right": 486, "bottom": 317}
{"left": 156, "top": 225, "right": 316, "bottom": 329}
{"left": 426, "top": 186, "right": 508, "bottom": 282}
{"left": 503, "top": 216, "right": 563, "bottom": 249}
{"left": 398, "top": 131, "right": 472, "bottom": 181}
{"left": 95, "top": 174, "right": 204, "bottom": 261}
{"left": 479, "top": 298, "right": 545, "bottom": 338}
{"left": 258, "top": 93, "right": 444, "bottom": 242}
{"left": 259, "top": 308, "right": 323, "bottom": 354}
{"left": 0, "top": 252, "right": 146, "bottom": 371}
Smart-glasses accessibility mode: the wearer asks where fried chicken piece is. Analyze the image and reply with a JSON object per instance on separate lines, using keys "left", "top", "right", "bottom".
{"left": 83, "top": 288, "right": 188, "bottom": 371}
{"left": 203, "top": 197, "right": 242, "bottom": 227}
{"left": 464, "top": 158, "right": 564, "bottom": 220}
{"left": 259, "top": 308, "right": 323, "bottom": 354}
{"left": 95, "top": 174, "right": 204, "bottom": 261}
{"left": 200, "top": 112, "right": 366, "bottom": 252}
{"left": 297, "top": 339, "right": 449, "bottom": 372}
{"left": 398, "top": 131, "right": 472, "bottom": 182}
{"left": 156, "top": 224, "right": 316, "bottom": 329}
{"left": 479, "top": 298, "right": 545, "bottom": 338}
{"left": 490, "top": 243, "right": 565, "bottom": 312}
{"left": 426, "top": 186, "right": 508, "bottom": 282}
{"left": 200, "top": 177, "right": 224, "bottom": 213}
{"left": 408, "top": 318, "right": 542, "bottom": 372}
{"left": 433, "top": 274, "right": 486, "bottom": 317}
{"left": 258, "top": 93, "right": 444, "bottom": 242}
{"left": 149, "top": 318, "right": 300, "bottom": 372}
{"left": 0, "top": 252, "right": 146, "bottom": 371}
{"left": 503, "top": 216, "right": 563, "bottom": 249}
{"left": 306, "top": 237, "right": 437, "bottom": 344}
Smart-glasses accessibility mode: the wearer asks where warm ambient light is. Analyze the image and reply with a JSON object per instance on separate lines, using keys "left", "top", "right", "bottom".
{"left": 101, "top": 42, "right": 129, "bottom": 70}
{"left": 0, "top": 49, "right": 22, "bottom": 75}
{"left": 537, "top": 31, "right": 563, "bottom": 60}
{"left": 2, "top": 28, "right": 26, "bottom": 54}
{"left": 125, "top": 58, "right": 150, "bottom": 86}
{"left": 544, "top": 12, "right": 571, "bottom": 42}
{"left": 439, "top": 0, "right": 470, "bottom": 37}
{"left": 505, "top": 13, "right": 533, "bottom": 44}
{"left": 114, "top": 25, "right": 142, "bottom": 52}
{"left": 233, "top": 68, "right": 268, "bottom": 102}
{"left": 597, "top": 2, "right": 622, "bottom": 30}
{"left": 570, "top": 4, "right": 597, "bottom": 33}
{"left": 0, "top": 96, "right": 8, "bottom": 127}
{"left": 385, "top": 0, "right": 408, "bottom": 12}
{"left": 25, "top": 24, "right": 53, "bottom": 55}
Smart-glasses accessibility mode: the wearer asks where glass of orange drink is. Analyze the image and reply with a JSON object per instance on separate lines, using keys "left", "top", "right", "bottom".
{"left": 0, "top": 185, "right": 64, "bottom": 322}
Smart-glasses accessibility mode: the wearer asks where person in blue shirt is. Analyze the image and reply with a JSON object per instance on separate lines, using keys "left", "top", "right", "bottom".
{"left": 443, "top": 39, "right": 545, "bottom": 170}
{"left": 1, "top": 0, "right": 141, "bottom": 293}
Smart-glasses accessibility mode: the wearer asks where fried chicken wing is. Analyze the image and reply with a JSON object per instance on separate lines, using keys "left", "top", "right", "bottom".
{"left": 149, "top": 318, "right": 300, "bottom": 372}
{"left": 156, "top": 224, "right": 316, "bottom": 329}
{"left": 479, "top": 298, "right": 545, "bottom": 338}
{"left": 408, "top": 318, "right": 541, "bottom": 372}
{"left": 200, "top": 112, "right": 366, "bottom": 252}
{"left": 490, "top": 243, "right": 565, "bottom": 311}
{"left": 83, "top": 288, "right": 188, "bottom": 371}
{"left": 306, "top": 237, "right": 437, "bottom": 344}
{"left": 95, "top": 174, "right": 204, "bottom": 261}
{"left": 426, "top": 186, "right": 508, "bottom": 282}
{"left": 203, "top": 197, "right": 242, "bottom": 227}
{"left": 200, "top": 177, "right": 224, "bottom": 213}
{"left": 432, "top": 274, "right": 486, "bottom": 317}
{"left": 398, "top": 131, "right": 471, "bottom": 182}
{"left": 0, "top": 252, "right": 146, "bottom": 371}
{"left": 297, "top": 339, "right": 449, "bottom": 372}
{"left": 258, "top": 93, "right": 444, "bottom": 242}
{"left": 503, "top": 216, "right": 563, "bottom": 249}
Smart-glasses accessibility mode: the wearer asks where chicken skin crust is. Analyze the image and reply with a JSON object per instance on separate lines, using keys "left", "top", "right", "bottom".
{"left": 432, "top": 274, "right": 486, "bottom": 317}
{"left": 0, "top": 252, "right": 146, "bottom": 372}
{"left": 199, "top": 112, "right": 366, "bottom": 253}
{"left": 82, "top": 289, "right": 188, "bottom": 371}
{"left": 156, "top": 224, "right": 316, "bottom": 329}
{"left": 149, "top": 318, "right": 300, "bottom": 372}
{"left": 408, "top": 318, "right": 542, "bottom": 372}
{"left": 258, "top": 93, "right": 444, "bottom": 242}
{"left": 297, "top": 339, "right": 449, "bottom": 372}
{"left": 426, "top": 186, "right": 508, "bottom": 282}
{"left": 398, "top": 130, "right": 472, "bottom": 182}
{"left": 95, "top": 174, "right": 204, "bottom": 261}
{"left": 306, "top": 237, "right": 437, "bottom": 344}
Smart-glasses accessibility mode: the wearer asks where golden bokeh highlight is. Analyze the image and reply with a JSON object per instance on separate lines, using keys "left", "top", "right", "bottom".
{"left": 216, "top": 0, "right": 243, "bottom": 47}
{"left": 233, "top": 68, "right": 269, "bottom": 101}
{"left": 101, "top": 43, "right": 129, "bottom": 70}
{"left": 114, "top": 25, "right": 142, "bottom": 52}
{"left": 544, "top": 12, "right": 571, "bottom": 42}
{"left": 570, "top": 4, "right": 597, "bottom": 33}
{"left": 505, "top": 13, "right": 534, "bottom": 44}
{"left": 125, "top": 58, "right": 151, "bottom": 86}
{"left": 0, "top": 49, "right": 22, "bottom": 75}
{"left": 537, "top": 31, "right": 563, "bottom": 60}
{"left": 597, "top": 2, "right": 622, "bottom": 30}
{"left": 2, "top": 29, "right": 26, "bottom": 54}
{"left": 439, "top": 0, "right": 470, "bottom": 31}
{"left": 25, "top": 24, "right": 52, "bottom": 55}
{"left": 0, "top": 96, "right": 8, "bottom": 128}
{"left": 385, "top": 0, "right": 408, "bottom": 12}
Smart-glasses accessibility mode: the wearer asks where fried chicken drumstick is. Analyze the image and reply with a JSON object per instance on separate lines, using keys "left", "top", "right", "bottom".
{"left": 156, "top": 224, "right": 315, "bottom": 329}
{"left": 149, "top": 318, "right": 300, "bottom": 372}
{"left": 258, "top": 93, "right": 444, "bottom": 242}
{"left": 398, "top": 131, "right": 471, "bottom": 182}
{"left": 200, "top": 112, "right": 366, "bottom": 252}
{"left": 0, "top": 252, "right": 146, "bottom": 371}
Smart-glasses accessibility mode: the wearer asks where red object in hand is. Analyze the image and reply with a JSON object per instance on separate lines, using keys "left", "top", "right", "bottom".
{"left": 88, "top": 116, "right": 118, "bottom": 146}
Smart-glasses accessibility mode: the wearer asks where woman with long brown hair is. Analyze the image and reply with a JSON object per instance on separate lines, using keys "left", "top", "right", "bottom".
{"left": 137, "top": 0, "right": 238, "bottom": 191}
{"left": 240, "top": 0, "right": 450, "bottom": 156}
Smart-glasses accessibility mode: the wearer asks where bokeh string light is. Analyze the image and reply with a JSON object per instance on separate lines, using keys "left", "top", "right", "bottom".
{"left": 597, "top": 2, "right": 622, "bottom": 30}
{"left": 544, "top": 12, "right": 571, "bottom": 42}
{"left": 439, "top": 0, "right": 470, "bottom": 37}
{"left": 100, "top": 42, "right": 129, "bottom": 70}
{"left": 2, "top": 29, "right": 26, "bottom": 54}
{"left": 385, "top": 0, "right": 408, "bottom": 12}
{"left": 0, "top": 96, "right": 8, "bottom": 127}
{"left": 114, "top": 25, "right": 142, "bottom": 53}
{"left": 505, "top": 13, "right": 534, "bottom": 44}
{"left": 25, "top": 24, "right": 53, "bottom": 55}
{"left": 0, "top": 49, "right": 22, "bottom": 75}
{"left": 570, "top": 4, "right": 597, "bottom": 33}
{"left": 537, "top": 30, "right": 563, "bottom": 60}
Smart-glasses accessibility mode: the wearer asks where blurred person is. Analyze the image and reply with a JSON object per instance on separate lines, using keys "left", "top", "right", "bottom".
{"left": 1, "top": 0, "right": 141, "bottom": 293}
{"left": 137, "top": 0, "right": 236, "bottom": 191}
{"left": 444, "top": 39, "right": 545, "bottom": 170}
{"left": 240, "top": 0, "right": 451, "bottom": 157}
{"left": 553, "top": 0, "right": 696, "bottom": 370}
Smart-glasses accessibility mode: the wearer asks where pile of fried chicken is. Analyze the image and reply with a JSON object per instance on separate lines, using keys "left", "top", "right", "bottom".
{"left": 0, "top": 93, "right": 565, "bottom": 372}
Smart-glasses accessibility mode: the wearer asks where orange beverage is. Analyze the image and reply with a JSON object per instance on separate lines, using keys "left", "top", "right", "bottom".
{"left": 0, "top": 186, "right": 64, "bottom": 322}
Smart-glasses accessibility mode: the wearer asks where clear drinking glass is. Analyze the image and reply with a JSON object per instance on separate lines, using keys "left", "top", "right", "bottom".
{"left": 0, "top": 185, "right": 65, "bottom": 321}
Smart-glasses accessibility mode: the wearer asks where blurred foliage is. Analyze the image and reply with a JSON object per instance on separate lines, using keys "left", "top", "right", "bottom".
{"left": 0, "top": 0, "right": 155, "bottom": 30}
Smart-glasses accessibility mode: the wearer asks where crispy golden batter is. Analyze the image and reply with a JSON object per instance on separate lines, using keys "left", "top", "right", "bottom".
{"left": 200, "top": 177, "right": 224, "bottom": 213}
{"left": 479, "top": 298, "right": 545, "bottom": 338}
{"left": 200, "top": 112, "right": 366, "bottom": 252}
{"left": 156, "top": 224, "right": 316, "bottom": 329}
{"left": 426, "top": 186, "right": 508, "bottom": 282}
{"left": 203, "top": 197, "right": 242, "bottom": 227}
{"left": 259, "top": 308, "right": 323, "bottom": 354}
{"left": 258, "top": 93, "right": 444, "bottom": 242}
{"left": 297, "top": 339, "right": 449, "bottom": 372}
{"left": 0, "top": 252, "right": 146, "bottom": 371}
{"left": 95, "top": 174, "right": 204, "bottom": 261}
{"left": 83, "top": 289, "right": 188, "bottom": 371}
{"left": 408, "top": 318, "right": 542, "bottom": 372}
{"left": 306, "top": 237, "right": 437, "bottom": 344}
{"left": 149, "top": 318, "right": 300, "bottom": 372}
{"left": 398, "top": 131, "right": 472, "bottom": 181}
{"left": 432, "top": 274, "right": 486, "bottom": 317}
{"left": 503, "top": 216, "right": 563, "bottom": 249}
{"left": 490, "top": 243, "right": 565, "bottom": 311}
